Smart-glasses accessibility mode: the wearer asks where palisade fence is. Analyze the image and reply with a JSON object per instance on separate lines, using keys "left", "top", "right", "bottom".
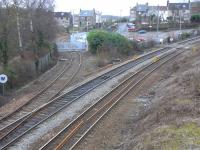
{"left": 37, "top": 52, "right": 52, "bottom": 73}
{"left": 0, "top": 52, "right": 52, "bottom": 93}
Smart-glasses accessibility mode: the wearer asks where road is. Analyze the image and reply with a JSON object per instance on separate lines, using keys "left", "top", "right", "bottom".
{"left": 117, "top": 23, "right": 195, "bottom": 42}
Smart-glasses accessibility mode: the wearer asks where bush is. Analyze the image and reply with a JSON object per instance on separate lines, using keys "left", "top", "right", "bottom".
{"left": 87, "top": 30, "right": 106, "bottom": 54}
{"left": 87, "top": 30, "right": 133, "bottom": 55}
{"left": 191, "top": 14, "right": 200, "bottom": 23}
{"left": 181, "top": 32, "right": 191, "bottom": 39}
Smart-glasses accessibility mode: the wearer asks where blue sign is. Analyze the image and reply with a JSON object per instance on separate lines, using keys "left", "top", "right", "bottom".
{"left": 0, "top": 74, "right": 8, "bottom": 84}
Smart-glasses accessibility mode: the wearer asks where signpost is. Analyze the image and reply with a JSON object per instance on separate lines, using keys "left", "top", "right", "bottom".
{"left": 0, "top": 74, "right": 8, "bottom": 96}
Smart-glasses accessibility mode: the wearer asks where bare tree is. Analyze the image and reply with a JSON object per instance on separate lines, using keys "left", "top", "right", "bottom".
{"left": 0, "top": 0, "right": 56, "bottom": 70}
{"left": 0, "top": 0, "right": 12, "bottom": 67}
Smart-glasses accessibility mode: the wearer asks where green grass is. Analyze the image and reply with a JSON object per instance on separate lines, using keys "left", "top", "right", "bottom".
{"left": 143, "top": 122, "right": 200, "bottom": 150}
{"left": 175, "top": 99, "right": 193, "bottom": 105}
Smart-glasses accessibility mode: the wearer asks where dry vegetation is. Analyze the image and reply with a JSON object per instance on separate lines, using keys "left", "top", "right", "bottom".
{"left": 126, "top": 44, "right": 200, "bottom": 149}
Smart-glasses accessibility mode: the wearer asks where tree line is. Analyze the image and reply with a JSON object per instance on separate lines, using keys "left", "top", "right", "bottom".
{"left": 0, "top": 0, "right": 57, "bottom": 69}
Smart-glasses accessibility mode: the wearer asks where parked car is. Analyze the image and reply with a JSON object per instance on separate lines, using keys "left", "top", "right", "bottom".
{"left": 127, "top": 23, "right": 135, "bottom": 28}
{"left": 128, "top": 26, "right": 136, "bottom": 32}
{"left": 135, "top": 37, "right": 145, "bottom": 42}
{"left": 138, "top": 30, "right": 147, "bottom": 34}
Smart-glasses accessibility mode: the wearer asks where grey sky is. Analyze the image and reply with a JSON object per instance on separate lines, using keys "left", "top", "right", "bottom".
{"left": 55, "top": 0, "right": 190, "bottom": 16}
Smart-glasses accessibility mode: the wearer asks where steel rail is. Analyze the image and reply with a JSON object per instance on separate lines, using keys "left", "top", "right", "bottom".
{"left": 62, "top": 49, "right": 186, "bottom": 150}
{"left": 0, "top": 54, "right": 69, "bottom": 121}
{"left": 40, "top": 37, "right": 200, "bottom": 150}
{"left": 1, "top": 36, "right": 199, "bottom": 149}
{"left": 40, "top": 48, "right": 181, "bottom": 150}
{"left": 0, "top": 57, "right": 70, "bottom": 122}
{"left": 68, "top": 37, "right": 200, "bottom": 149}
{"left": 0, "top": 52, "right": 82, "bottom": 141}
{"left": 0, "top": 47, "right": 171, "bottom": 150}
{"left": 70, "top": 52, "right": 184, "bottom": 150}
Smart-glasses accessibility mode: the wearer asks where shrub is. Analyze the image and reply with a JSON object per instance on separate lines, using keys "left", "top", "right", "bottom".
{"left": 87, "top": 30, "right": 106, "bottom": 54}
{"left": 87, "top": 30, "right": 133, "bottom": 55}
{"left": 191, "top": 14, "right": 200, "bottom": 23}
{"left": 181, "top": 32, "right": 191, "bottom": 39}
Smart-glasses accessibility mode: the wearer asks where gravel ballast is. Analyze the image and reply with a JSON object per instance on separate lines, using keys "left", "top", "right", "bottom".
{"left": 9, "top": 51, "right": 172, "bottom": 150}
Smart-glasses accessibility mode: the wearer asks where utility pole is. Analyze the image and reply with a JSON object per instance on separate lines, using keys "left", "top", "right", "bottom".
{"left": 120, "top": 9, "right": 122, "bottom": 23}
{"left": 119, "top": 9, "right": 122, "bottom": 34}
{"left": 179, "top": 11, "right": 182, "bottom": 31}
{"left": 86, "top": 18, "right": 88, "bottom": 32}
{"left": 72, "top": 10, "right": 74, "bottom": 33}
{"left": 156, "top": 5, "right": 159, "bottom": 37}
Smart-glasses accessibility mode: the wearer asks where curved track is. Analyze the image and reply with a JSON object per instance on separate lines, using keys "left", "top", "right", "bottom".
{"left": 0, "top": 37, "right": 199, "bottom": 149}
{"left": 41, "top": 48, "right": 182, "bottom": 150}
{"left": 0, "top": 52, "right": 82, "bottom": 140}
{"left": 40, "top": 39, "right": 200, "bottom": 150}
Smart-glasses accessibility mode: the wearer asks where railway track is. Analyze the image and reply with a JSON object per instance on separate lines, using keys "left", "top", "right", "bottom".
{"left": 39, "top": 47, "right": 187, "bottom": 150}
{"left": 0, "top": 52, "right": 82, "bottom": 139}
{"left": 0, "top": 36, "right": 199, "bottom": 149}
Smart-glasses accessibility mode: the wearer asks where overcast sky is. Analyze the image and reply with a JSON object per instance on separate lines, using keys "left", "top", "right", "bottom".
{"left": 55, "top": 0, "right": 190, "bottom": 16}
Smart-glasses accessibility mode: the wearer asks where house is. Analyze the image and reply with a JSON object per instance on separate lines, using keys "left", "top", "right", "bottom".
{"left": 73, "top": 14, "right": 80, "bottom": 28}
{"left": 136, "top": 3, "right": 149, "bottom": 15}
{"left": 96, "top": 11, "right": 102, "bottom": 28}
{"left": 130, "top": 3, "right": 149, "bottom": 23}
{"left": 130, "top": 7, "right": 137, "bottom": 22}
{"left": 54, "top": 12, "right": 73, "bottom": 28}
{"left": 135, "top": 3, "right": 149, "bottom": 24}
{"left": 167, "top": 0, "right": 190, "bottom": 22}
{"left": 79, "top": 9, "right": 96, "bottom": 27}
{"left": 130, "top": 3, "right": 167, "bottom": 23}
{"left": 148, "top": 6, "right": 168, "bottom": 21}
{"left": 190, "top": 0, "right": 200, "bottom": 15}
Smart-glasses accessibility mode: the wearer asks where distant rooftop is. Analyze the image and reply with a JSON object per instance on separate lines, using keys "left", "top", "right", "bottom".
{"left": 54, "top": 12, "right": 72, "bottom": 18}
{"left": 148, "top": 6, "right": 167, "bottom": 11}
{"left": 80, "top": 10, "right": 95, "bottom": 17}
{"left": 136, "top": 4, "right": 148, "bottom": 12}
{"left": 168, "top": 3, "right": 189, "bottom": 10}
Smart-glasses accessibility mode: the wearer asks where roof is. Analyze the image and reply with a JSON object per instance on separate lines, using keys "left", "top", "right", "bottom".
{"left": 80, "top": 10, "right": 95, "bottom": 17}
{"left": 168, "top": 3, "right": 189, "bottom": 10}
{"left": 54, "top": 12, "right": 72, "bottom": 18}
{"left": 130, "top": 7, "right": 136, "bottom": 11}
{"left": 148, "top": 6, "right": 167, "bottom": 11}
{"left": 136, "top": 4, "right": 148, "bottom": 12}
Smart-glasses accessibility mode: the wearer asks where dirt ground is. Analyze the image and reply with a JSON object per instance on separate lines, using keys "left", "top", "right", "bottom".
{"left": 76, "top": 43, "right": 200, "bottom": 150}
